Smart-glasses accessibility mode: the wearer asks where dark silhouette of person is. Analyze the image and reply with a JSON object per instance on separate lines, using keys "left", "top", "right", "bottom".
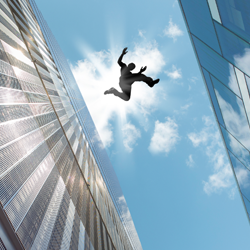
{"left": 104, "top": 47, "right": 160, "bottom": 101}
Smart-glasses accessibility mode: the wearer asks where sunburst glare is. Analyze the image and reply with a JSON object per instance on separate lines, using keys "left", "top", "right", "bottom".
{"left": 71, "top": 41, "right": 165, "bottom": 147}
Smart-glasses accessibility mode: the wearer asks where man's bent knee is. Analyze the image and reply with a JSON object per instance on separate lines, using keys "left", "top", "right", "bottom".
{"left": 124, "top": 95, "right": 130, "bottom": 101}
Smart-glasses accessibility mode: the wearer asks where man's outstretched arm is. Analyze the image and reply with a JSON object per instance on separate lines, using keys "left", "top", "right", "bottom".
{"left": 118, "top": 47, "right": 128, "bottom": 67}
{"left": 135, "top": 66, "right": 147, "bottom": 74}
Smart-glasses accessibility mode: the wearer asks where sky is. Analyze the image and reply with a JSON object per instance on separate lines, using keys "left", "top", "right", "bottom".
{"left": 36, "top": 0, "right": 250, "bottom": 249}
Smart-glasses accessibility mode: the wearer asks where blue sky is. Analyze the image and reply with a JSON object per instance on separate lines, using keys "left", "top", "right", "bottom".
{"left": 36, "top": 0, "right": 250, "bottom": 249}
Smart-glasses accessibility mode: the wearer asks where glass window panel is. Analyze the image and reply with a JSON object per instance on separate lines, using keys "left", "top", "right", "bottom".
{"left": 0, "top": 49, "right": 9, "bottom": 63}
{"left": 180, "top": 0, "right": 221, "bottom": 54}
{"left": 207, "top": 0, "right": 222, "bottom": 23}
{"left": 228, "top": 151, "right": 250, "bottom": 200}
{"left": 78, "top": 221, "right": 85, "bottom": 250}
{"left": 244, "top": 75, "right": 250, "bottom": 95}
{"left": 90, "top": 172, "right": 93, "bottom": 194}
{"left": 220, "top": 125, "right": 250, "bottom": 170}
{"left": 202, "top": 68, "right": 225, "bottom": 126}
{"left": 84, "top": 160, "right": 89, "bottom": 180}
{"left": 0, "top": 40, "right": 4, "bottom": 50}
{"left": 0, "top": 23, "right": 25, "bottom": 49}
{"left": 235, "top": 68, "right": 250, "bottom": 122}
{"left": 242, "top": 194, "right": 250, "bottom": 217}
{"left": 215, "top": 22, "right": 250, "bottom": 76}
{"left": 212, "top": 77, "right": 250, "bottom": 151}
{"left": 192, "top": 35, "right": 241, "bottom": 97}
{"left": 216, "top": 0, "right": 250, "bottom": 43}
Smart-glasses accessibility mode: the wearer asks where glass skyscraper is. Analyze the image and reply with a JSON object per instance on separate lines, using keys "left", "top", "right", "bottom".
{"left": 0, "top": 0, "right": 142, "bottom": 249}
{"left": 179, "top": 0, "right": 250, "bottom": 222}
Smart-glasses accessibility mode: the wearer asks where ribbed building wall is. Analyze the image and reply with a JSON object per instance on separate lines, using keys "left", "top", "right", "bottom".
{"left": 28, "top": 2, "right": 143, "bottom": 249}
{"left": 0, "top": 0, "right": 142, "bottom": 249}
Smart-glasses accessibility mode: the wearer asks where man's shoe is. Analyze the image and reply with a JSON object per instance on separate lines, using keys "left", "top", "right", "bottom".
{"left": 153, "top": 79, "right": 160, "bottom": 84}
{"left": 149, "top": 79, "right": 160, "bottom": 87}
{"left": 104, "top": 87, "right": 115, "bottom": 95}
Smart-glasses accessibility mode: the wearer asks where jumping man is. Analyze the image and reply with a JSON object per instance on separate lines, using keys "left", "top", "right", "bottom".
{"left": 104, "top": 47, "right": 160, "bottom": 101}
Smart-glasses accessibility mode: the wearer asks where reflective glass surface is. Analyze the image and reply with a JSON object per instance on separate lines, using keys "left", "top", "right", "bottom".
{"left": 244, "top": 75, "right": 250, "bottom": 94}
{"left": 202, "top": 68, "right": 225, "bottom": 126}
{"left": 180, "top": 0, "right": 250, "bottom": 226}
{"left": 216, "top": 0, "right": 250, "bottom": 43}
{"left": 212, "top": 75, "right": 250, "bottom": 151}
{"left": 207, "top": 0, "right": 221, "bottom": 23}
{"left": 180, "top": 0, "right": 221, "bottom": 54}
{"left": 215, "top": 21, "right": 250, "bottom": 76}
{"left": 220, "top": 125, "right": 250, "bottom": 171}
{"left": 229, "top": 151, "right": 250, "bottom": 200}
{"left": 234, "top": 68, "right": 250, "bottom": 122}
{"left": 192, "top": 35, "right": 241, "bottom": 97}
{"left": 242, "top": 194, "right": 250, "bottom": 217}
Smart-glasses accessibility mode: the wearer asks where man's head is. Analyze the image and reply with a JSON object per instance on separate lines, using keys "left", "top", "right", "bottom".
{"left": 128, "top": 63, "right": 135, "bottom": 71}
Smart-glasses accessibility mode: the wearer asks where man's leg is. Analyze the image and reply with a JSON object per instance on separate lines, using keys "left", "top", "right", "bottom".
{"left": 132, "top": 74, "right": 159, "bottom": 87}
{"left": 104, "top": 87, "right": 131, "bottom": 101}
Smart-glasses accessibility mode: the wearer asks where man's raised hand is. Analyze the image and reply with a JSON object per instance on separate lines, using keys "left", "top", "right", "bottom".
{"left": 139, "top": 66, "right": 147, "bottom": 73}
{"left": 122, "top": 47, "right": 128, "bottom": 55}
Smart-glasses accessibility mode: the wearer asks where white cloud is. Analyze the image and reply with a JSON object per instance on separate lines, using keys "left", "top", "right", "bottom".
{"left": 71, "top": 41, "right": 165, "bottom": 147}
{"left": 186, "top": 154, "right": 194, "bottom": 167}
{"left": 188, "top": 116, "right": 235, "bottom": 197}
{"left": 188, "top": 76, "right": 198, "bottom": 84}
{"left": 138, "top": 30, "right": 145, "bottom": 38}
{"left": 173, "top": 0, "right": 178, "bottom": 7}
{"left": 203, "top": 115, "right": 214, "bottom": 127}
{"left": 122, "top": 123, "right": 141, "bottom": 152}
{"left": 149, "top": 117, "right": 180, "bottom": 155}
{"left": 203, "top": 163, "right": 234, "bottom": 195}
{"left": 165, "top": 65, "right": 182, "bottom": 79}
{"left": 174, "top": 102, "right": 192, "bottom": 115}
{"left": 228, "top": 187, "right": 237, "bottom": 200}
{"left": 181, "top": 103, "right": 192, "bottom": 111}
{"left": 188, "top": 130, "right": 209, "bottom": 147}
{"left": 163, "top": 18, "right": 183, "bottom": 41}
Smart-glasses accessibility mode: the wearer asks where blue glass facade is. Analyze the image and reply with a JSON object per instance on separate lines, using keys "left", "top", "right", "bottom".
{"left": 0, "top": 0, "right": 142, "bottom": 249}
{"left": 179, "top": 0, "right": 250, "bottom": 221}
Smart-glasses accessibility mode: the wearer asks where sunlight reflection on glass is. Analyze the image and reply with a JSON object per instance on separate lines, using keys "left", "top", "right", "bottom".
{"left": 0, "top": 88, "right": 26, "bottom": 103}
{"left": 1, "top": 40, "right": 33, "bottom": 67}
